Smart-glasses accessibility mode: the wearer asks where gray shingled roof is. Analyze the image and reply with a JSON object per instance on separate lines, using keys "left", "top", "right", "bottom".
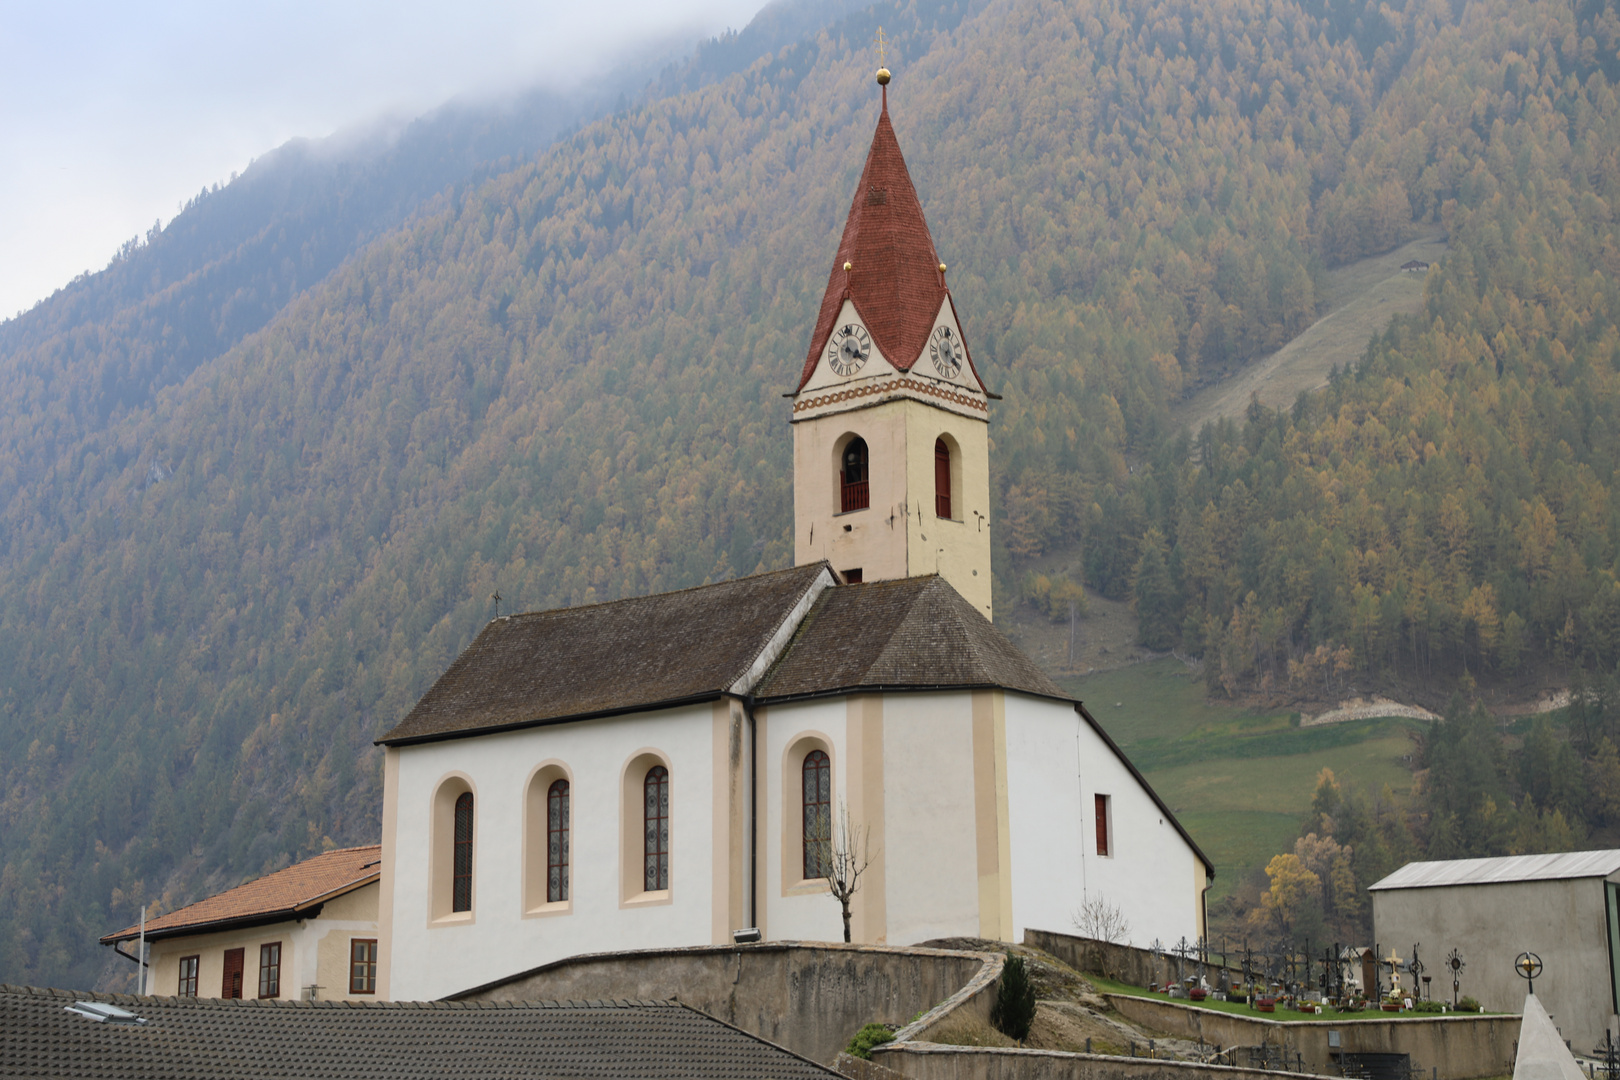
{"left": 379, "top": 564, "right": 831, "bottom": 745}
{"left": 1, "top": 985, "right": 840, "bottom": 1079}
{"left": 755, "top": 575, "right": 1066, "bottom": 702}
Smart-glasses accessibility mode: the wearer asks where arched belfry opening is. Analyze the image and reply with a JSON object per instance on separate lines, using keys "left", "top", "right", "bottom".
{"left": 841, "top": 438, "right": 869, "bottom": 513}
{"left": 934, "top": 437, "right": 952, "bottom": 519}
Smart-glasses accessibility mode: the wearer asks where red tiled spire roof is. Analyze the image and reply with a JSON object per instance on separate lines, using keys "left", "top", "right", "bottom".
{"left": 797, "top": 92, "right": 953, "bottom": 392}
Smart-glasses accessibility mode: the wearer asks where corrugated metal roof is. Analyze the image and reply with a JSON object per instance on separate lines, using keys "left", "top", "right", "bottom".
{"left": 1369, "top": 850, "right": 1620, "bottom": 891}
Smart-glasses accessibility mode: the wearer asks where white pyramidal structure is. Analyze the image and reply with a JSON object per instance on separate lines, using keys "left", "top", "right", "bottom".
{"left": 1513, "top": 993, "right": 1586, "bottom": 1080}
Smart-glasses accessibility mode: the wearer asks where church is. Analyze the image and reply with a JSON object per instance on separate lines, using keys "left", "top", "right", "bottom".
{"left": 373, "top": 72, "right": 1213, "bottom": 1002}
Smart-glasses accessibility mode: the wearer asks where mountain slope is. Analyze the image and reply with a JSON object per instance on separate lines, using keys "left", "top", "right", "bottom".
{"left": 1, "top": 0, "right": 1602, "bottom": 991}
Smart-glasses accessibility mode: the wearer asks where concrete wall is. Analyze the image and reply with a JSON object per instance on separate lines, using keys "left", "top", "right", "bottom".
{"left": 1106, "top": 994, "right": 1520, "bottom": 1080}
{"left": 1027, "top": 930, "right": 1241, "bottom": 990}
{"left": 456, "top": 941, "right": 996, "bottom": 1065}
{"left": 868, "top": 1044, "right": 1328, "bottom": 1080}
{"left": 1373, "top": 874, "right": 1619, "bottom": 1054}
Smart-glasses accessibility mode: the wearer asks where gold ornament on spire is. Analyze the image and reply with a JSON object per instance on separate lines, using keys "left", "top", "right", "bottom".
{"left": 875, "top": 25, "right": 891, "bottom": 84}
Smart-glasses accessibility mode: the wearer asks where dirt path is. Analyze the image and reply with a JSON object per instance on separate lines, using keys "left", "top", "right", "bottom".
{"left": 1173, "top": 234, "right": 1448, "bottom": 434}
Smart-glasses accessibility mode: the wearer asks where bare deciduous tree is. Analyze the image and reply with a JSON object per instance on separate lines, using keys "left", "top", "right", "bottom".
{"left": 822, "top": 802, "right": 872, "bottom": 943}
{"left": 1072, "top": 893, "right": 1131, "bottom": 945}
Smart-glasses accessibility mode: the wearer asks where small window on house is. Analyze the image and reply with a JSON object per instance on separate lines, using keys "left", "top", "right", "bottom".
{"left": 841, "top": 438, "right": 869, "bottom": 512}
{"left": 644, "top": 765, "right": 669, "bottom": 891}
{"left": 842, "top": 568, "right": 863, "bottom": 584}
{"left": 177, "top": 955, "right": 199, "bottom": 997}
{"left": 803, "top": 750, "right": 832, "bottom": 879}
{"left": 935, "top": 438, "right": 952, "bottom": 519}
{"left": 453, "top": 791, "right": 474, "bottom": 912}
{"left": 257, "top": 942, "right": 281, "bottom": 998}
{"left": 349, "top": 939, "right": 378, "bottom": 995}
{"left": 222, "top": 947, "right": 245, "bottom": 999}
{"left": 548, "top": 778, "right": 570, "bottom": 903}
{"left": 1095, "top": 794, "right": 1112, "bottom": 857}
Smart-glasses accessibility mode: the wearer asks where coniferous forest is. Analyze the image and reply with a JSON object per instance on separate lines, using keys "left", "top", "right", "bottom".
{"left": 4, "top": 0, "right": 1620, "bottom": 985}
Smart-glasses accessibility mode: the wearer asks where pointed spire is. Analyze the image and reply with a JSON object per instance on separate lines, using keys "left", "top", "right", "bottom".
{"left": 796, "top": 88, "right": 950, "bottom": 392}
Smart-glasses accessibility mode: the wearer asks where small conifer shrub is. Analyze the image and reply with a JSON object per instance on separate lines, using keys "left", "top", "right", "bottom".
{"left": 844, "top": 1023, "right": 896, "bottom": 1059}
{"left": 990, "top": 952, "right": 1038, "bottom": 1041}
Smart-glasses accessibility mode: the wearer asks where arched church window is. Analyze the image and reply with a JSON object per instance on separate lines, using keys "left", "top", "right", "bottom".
{"left": 644, "top": 766, "right": 669, "bottom": 891}
{"left": 935, "top": 438, "right": 952, "bottom": 519}
{"left": 803, "top": 750, "right": 831, "bottom": 879}
{"left": 452, "top": 792, "right": 474, "bottom": 912}
{"left": 841, "top": 438, "right": 869, "bottom": 512}
{"left": 547, "top": 779, "right": 570, "bottom": 903}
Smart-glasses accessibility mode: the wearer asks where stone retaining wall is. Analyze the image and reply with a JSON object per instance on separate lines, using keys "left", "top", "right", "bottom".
{"left": 1107, "top": 994, "right": 1520, "bottom": 1080}
{"left": 869, "top": 1044, "right": 1331, "bottom": 1080}
{"left": 453, "top": 940, "right": 996, "bottom": 1065}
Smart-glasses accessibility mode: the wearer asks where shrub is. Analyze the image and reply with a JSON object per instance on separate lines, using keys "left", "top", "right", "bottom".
{"left": 1459, "top": 997, "right": 1481, "bottom": 1012}
{"left": 1412, "top": 1000, "right": 1445, "bottom": 1013}
{"left": 844, "top": 1023, "right": 896, "bottom": 1060}
{"left": 990, "top": 953, "right": 1039, "bottom": 1042}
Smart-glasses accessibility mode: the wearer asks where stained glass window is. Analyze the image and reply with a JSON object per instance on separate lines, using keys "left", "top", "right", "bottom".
{"left": 644, "top": 766, "right": 669, "bottom": 891}
{"left": 803, "top": 750, "right": 832, "bottom": 879}
{"left": 547, "top": 778, "right": 570, "bottom": 903}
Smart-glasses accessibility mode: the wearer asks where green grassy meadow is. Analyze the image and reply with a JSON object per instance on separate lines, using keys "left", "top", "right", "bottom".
{"left": 1058, "top": 660, "right": 1423, "bottom": 901}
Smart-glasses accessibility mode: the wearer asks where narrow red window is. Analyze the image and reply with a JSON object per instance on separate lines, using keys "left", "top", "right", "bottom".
{"left": 1095, "top": 794, "right": 1111, "bottom": 857}
{"left": 257, "top": 941, "right": 281, "bottom": 998}
{"left": 177, "top": 955, "right": 199, "bottom": 997}
{"left": 349, "top": 938, "right": 378, "bottom": 994}
{"left": 453, "top": 791, "right": 474, "bottom": 912}
{"left": 547, "top": 778, "right": 570, "bottom": 903}
{"left": 221, "top": 947, "right": 245, "bottom": 999}
{"left": 840, "top": 438, "right": 869, "bottom": 512}
{"left": 644, "top": 766, "right": 669, "bottom": 891}
{"left": 803, "top": 750, "right": 832, "bottom": 879}
{"left": 935, "top": 438, "right": 952, "bottom": 518}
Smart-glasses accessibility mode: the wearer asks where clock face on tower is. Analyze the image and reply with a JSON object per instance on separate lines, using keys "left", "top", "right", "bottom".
{"left": 827, "top": 323, "right": 872, "bottom": 376}
{"left": 930, "top": 325, "right": 963, "bottom": 379}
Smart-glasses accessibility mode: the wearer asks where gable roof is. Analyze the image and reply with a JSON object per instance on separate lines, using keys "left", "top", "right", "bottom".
{"left": 1, "top": 986, "right": 840, "bottom": 1080}
{"left": 378, "top": 564, "right": 834, "bottom": 746}
{"left": 753, "top": 576, "right": 1215, "bottom": 877}
{"left": 796, "top": 92, "right": 983, "bottom": 394}
{"left": 1369, "top": 850, "right": 1620, "bottom": 892}
{"left": 102, "top": 846, "right": 380, "bottom": 944}
{"left": 755, "top": 575, "right": 1065, "bottom": 701}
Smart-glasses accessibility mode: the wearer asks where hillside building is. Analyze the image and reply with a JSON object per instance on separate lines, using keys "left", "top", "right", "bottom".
{"left": 1370, "top": 850, "right": 1620, "bottom": 1053}
{"left": 366, "top": 74, "right": 1213, "bottom": 1002}
{"left": 100, "top": 846, "right": 381, "bottom": 1002}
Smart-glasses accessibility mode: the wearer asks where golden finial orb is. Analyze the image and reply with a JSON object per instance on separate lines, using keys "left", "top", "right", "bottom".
{"left": 876, "top": 67, "right": 891, "bottom": 85}
{"left": 939, "top": 263, "right": 947, "bottom": 273}
{"left": 844, "top": 261, "right": 853, "bottom": 272}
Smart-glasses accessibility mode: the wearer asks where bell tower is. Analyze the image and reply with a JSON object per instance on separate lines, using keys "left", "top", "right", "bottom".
{"left": 790, "top": 69, "right": 993, "bottom": 617}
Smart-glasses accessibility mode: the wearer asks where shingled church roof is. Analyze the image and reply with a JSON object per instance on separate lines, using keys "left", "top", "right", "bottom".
{"left": 795, "top": 93, "right": 984, "bottom": 394}
{"left": 755, "top": 575, "right": 1064, "bottom": 702}
{"left": 378, "top": 564, "right": 833, "bottom": 746}
{"left": 1, "top": 987, "right": 840, "bottom": 1079}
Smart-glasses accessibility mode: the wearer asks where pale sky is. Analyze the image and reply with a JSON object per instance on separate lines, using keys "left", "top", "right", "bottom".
{"left": 0, "top": 0, "right": 769, "bottom": 320}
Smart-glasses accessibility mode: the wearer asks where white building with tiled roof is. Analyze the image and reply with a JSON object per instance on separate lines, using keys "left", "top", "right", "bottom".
{"left": 100, "top": 845, "right": 381, "bottom": 1002}
{"left": 372, "top": 74, "right": 1213, "bottom": 1002}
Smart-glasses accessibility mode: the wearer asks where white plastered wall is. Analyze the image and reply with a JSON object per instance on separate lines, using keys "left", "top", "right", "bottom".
{"left": 384, "top": 703, "right": 722, "bottom": 1002}
{"left": 1005, "top": 697, "right": 1204, "bottom": 948}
